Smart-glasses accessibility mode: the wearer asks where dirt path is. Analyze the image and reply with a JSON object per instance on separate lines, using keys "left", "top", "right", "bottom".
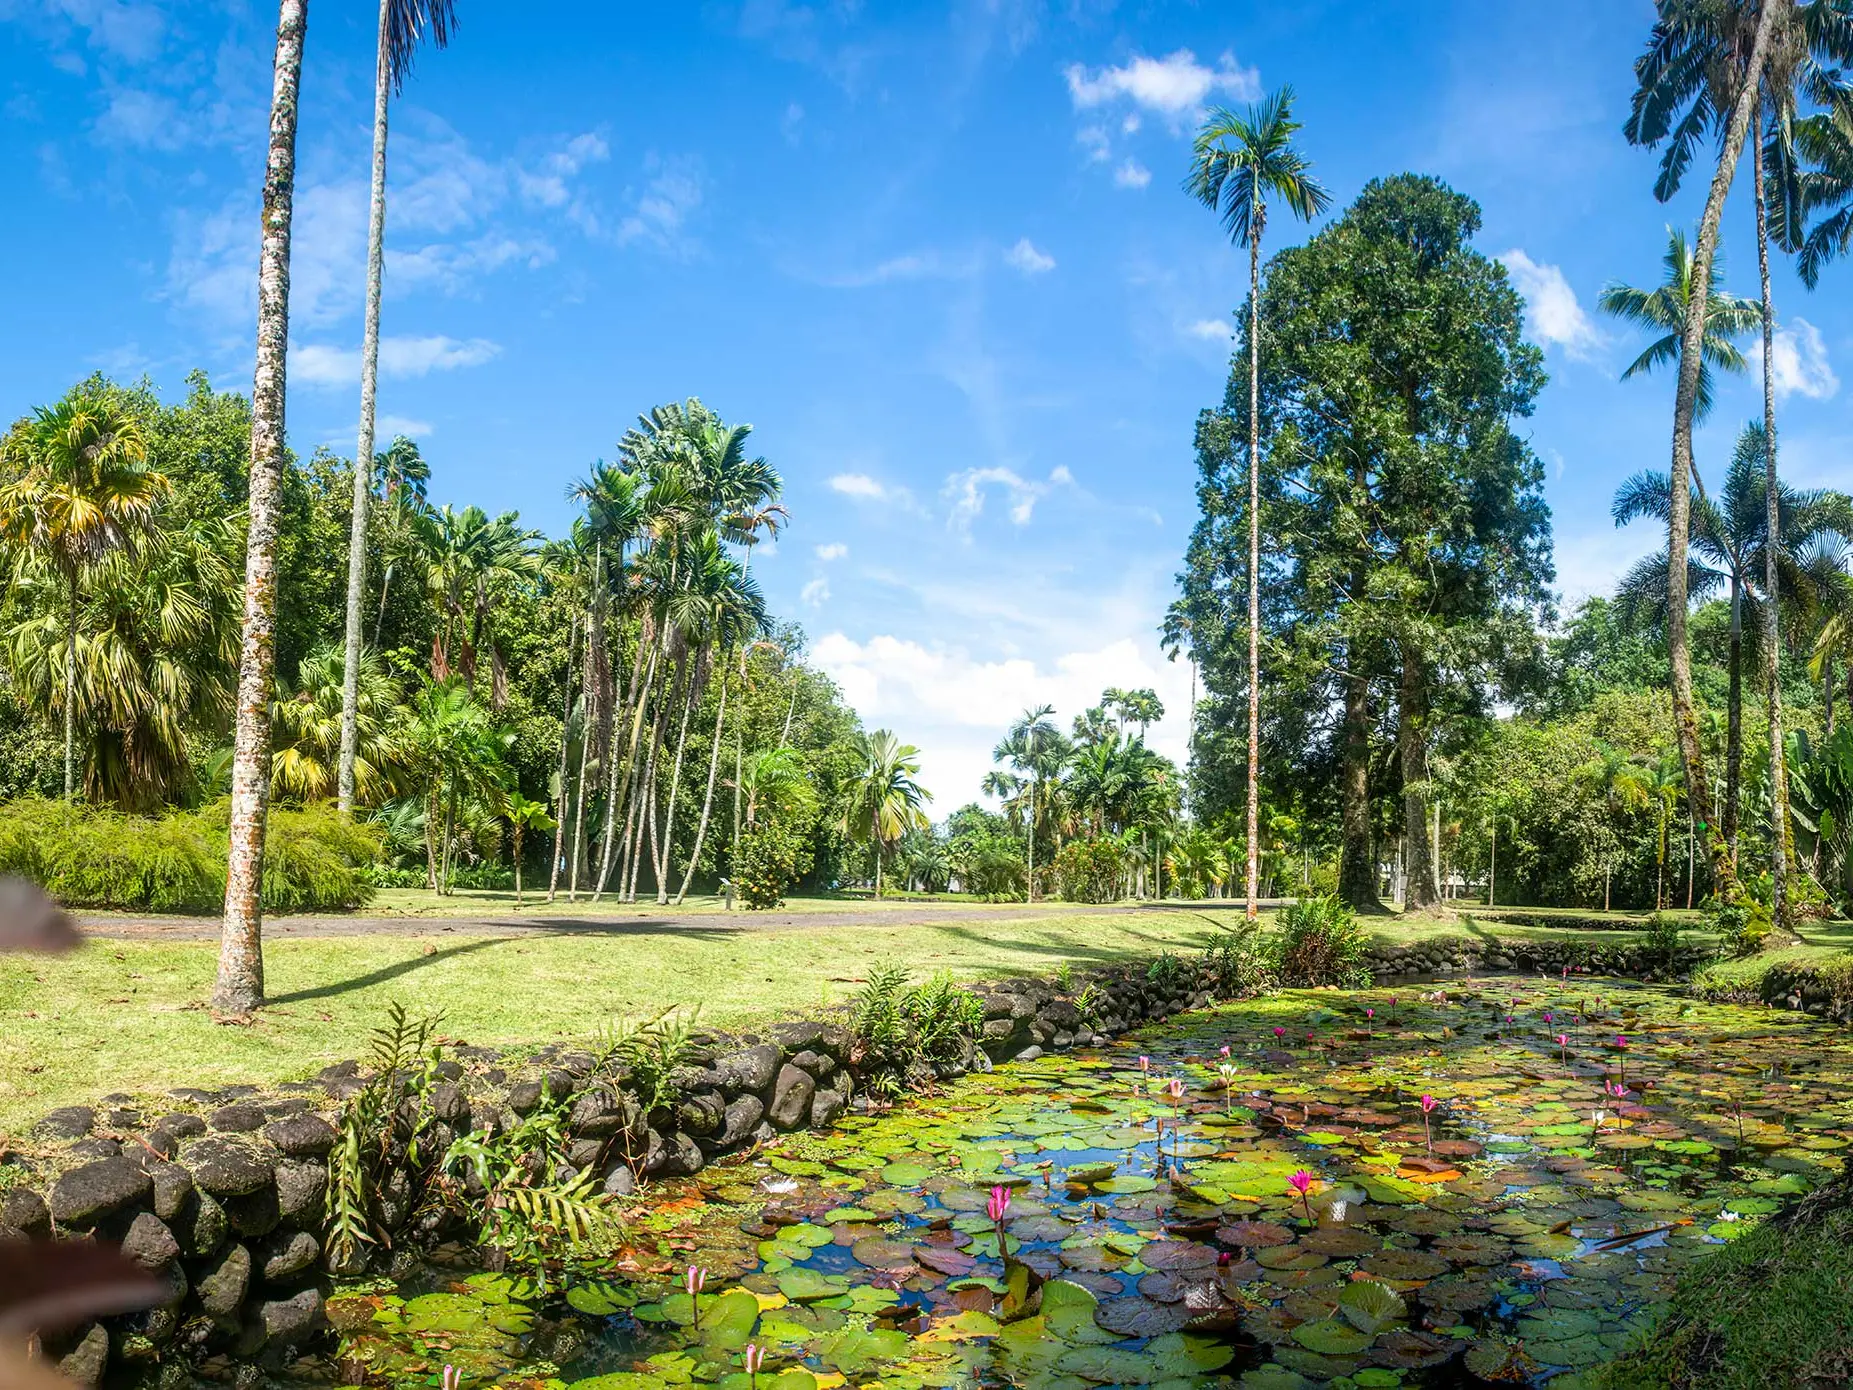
{"left": 75, "top": 900, "right": 1250, "bottom": 942}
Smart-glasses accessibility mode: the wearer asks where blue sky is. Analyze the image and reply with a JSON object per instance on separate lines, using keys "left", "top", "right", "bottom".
{"left": 3, "top": 1, "right": 1849, "bottom": 807}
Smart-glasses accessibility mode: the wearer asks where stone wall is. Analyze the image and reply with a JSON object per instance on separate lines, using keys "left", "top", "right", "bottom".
{"left": 1363, "top": 935, "right": 1708, "bottom": 984}
{"left": 0, "top": 958, "right": 1213, "bottom": 1388}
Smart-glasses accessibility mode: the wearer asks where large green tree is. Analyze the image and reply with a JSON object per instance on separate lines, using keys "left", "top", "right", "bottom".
{"left": 1172, "top": 175, "right": 1554, "bottom": 914}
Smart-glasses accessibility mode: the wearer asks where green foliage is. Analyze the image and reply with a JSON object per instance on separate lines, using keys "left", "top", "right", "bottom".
{"left": 592, "top": 1008, "right": 697, "bottom": 1114}
{"left": 442, "top": 1090, "right": 614, "bottom": 1284}
{"left": 328, "top": 1004, "right": 445, "bottom": 1268}
{"left": 1708, "top": 898, "right": 1772, "bottom": 959}
{"left": 1203, "top": 921, "right": 1277, "bottom": 997}
{"left": 1145, "top": 951, "right": 1188, "bottom": 990}
{"left": 1053, "top": 837, "right": 1125, "bottom": 903}
{"left": 1273, "top": 895, "right": 1372, "bottom": 988}
{"left": 848, "top": 962, "right": 984, "bottom": 1099}
{"left": 0, "top": 795, "right": 380, "bottom": 912}
{"left": 1637, "top": 911, "right": 1687, "bottom": 971}
{"left": 736, "top": 815, "right": 810, "bottom": 909}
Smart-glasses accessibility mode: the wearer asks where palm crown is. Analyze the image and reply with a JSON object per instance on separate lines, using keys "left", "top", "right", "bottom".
{"left": 1598, "top": 226, "right": 1760, "bottom": 421}
{"left": 1185, "top": 87, "right": 1331, "bottom": 246}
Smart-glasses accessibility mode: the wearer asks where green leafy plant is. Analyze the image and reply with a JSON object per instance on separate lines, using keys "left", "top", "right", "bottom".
{"left": 1146, "top": 951, "right": 1188, "bottom": 990}
{"left": 848, "top": 962, "right": 984, "bottom": 1099}
{"left": 327, "top": 1003, "right": 446, "bottom": 1268}
{"left": 441, "top": 1090, "right": 614, "bottom": 1285}
{"left": 593, "top": 1008, "right": 698, "bottom": 1113}
{"left": 1052, "top": 837, "right": 1125, "bottom": 903}
{"left": 1073, "top": 982, "right": 1105, "bottom": 1027}
{"left": 735, "top": 817, "right": 810, "bottom": 909}
{"left": 1638, "top": 911, "right": 1688, "bottom": 971}
{"left": 1203, "top": 921, "right": 1277, "bottom": 997}
{"left": 1709, "top": 898, "right": 1771, "bottom": 959}
{"left": 1273, "top": 895, "right": 1372, "bottom": 988}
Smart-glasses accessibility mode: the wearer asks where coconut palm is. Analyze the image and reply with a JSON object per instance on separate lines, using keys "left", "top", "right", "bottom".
{"left": 994, "top": 705, "right": 1065, "bottom": 903}
{"left": 842, "top": 729, "right": 932, "bottom": 897}
{"left": 0, "top": 394, "right": 167, "bottom": 800}
{"left": 1623, "top": 0, "right": 1785, "bottom": 907}
{"left": 1615, "top": 423, "right": 1853, "bottom": 861}
{"left": 415, "top": 503, "right": 542, "bottom": 700}
{"left": 338, "top": 0, "right": 460, "bottom": 814}
{"left": 367, "top": 436, "right": 434, "bottom": 647}
{"left": 1598, "top": 227, "right": 1761, "bottom": 423}
{"left": 1187, "top": 85, "right": 1330, "bottom": 925}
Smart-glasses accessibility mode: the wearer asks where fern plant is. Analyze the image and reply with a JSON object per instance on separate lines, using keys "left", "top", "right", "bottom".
{"left": 594, "top": 1008, "right": 698, "bottom": 1113}
{"left": 326, "top": 1003, "right": 445, "bottom": 1267}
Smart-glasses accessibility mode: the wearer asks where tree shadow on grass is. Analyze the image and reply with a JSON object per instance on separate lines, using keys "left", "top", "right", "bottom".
{"left": 928, "top": 923, "right": 1206, "bottom": 968}
{"left": 266, "top": 920, "right": 739, "bottom": 1004}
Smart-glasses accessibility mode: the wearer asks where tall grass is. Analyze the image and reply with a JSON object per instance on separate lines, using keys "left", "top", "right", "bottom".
{"left": 0, "top": 796, "right": 381, "bottom": 912}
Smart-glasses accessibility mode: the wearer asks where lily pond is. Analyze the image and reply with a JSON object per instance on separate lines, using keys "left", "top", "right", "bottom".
{"left": 330, "top": 979, "right": 1853, "bottom": 1389}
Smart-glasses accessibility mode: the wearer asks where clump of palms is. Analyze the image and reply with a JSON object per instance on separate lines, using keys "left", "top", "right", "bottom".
{"left": 842, "top": 730, "right": 931, "bottom": 897}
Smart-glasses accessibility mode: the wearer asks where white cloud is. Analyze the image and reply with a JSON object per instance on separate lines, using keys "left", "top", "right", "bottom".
{"left": 801, "top": 577, "right": 831, "bottom": 606}
{"left": 1076, "top": 124, "right": 1111, "bottom": 163}
{"left": 1113, "top": 158, "right": 1152, "bottom": 189}
{"left": 516, "top": 131, "right": 609, "bottom": 208}
{"left": 1498, "top": 249, "right": 1604, "bottom": 360}
{"left": 375, "top": 414, "right": 434, "bottom": 439}
{"left": 811, "top": 632, "right": 1193, "bottom": 810}
{"left": 1758, "top": 318, "right": 1839, "bottom": 401}
{"left": 829, "top": 472, "right": 889, "bottom": 500}
{"left": 291, "top": 334, "right": 501, "bottom": 387}
{"left": 943, "top": 465, "right": 1073, "bottom": 530}
{"left": 1005, "top": 237, "right": 1055, "bottom": 274}
{"left": 1064, "top": 49, "right": 1259, "bottom": 123}
{"left": 615, "top": 155, "right": 704, "bottom": 252}
{"left": 814, "top": 542, "right": 848, "bottom": 561}
{"left": 1185, "top": 317, "right": 1229, "bottom": 340}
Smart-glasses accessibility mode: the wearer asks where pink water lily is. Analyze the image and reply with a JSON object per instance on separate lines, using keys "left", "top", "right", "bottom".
{"left": 1557, "top": 1033, "right": 1570, "bottom": 1063}
{"left": 1365, "top": 1008, "right": 1374, "bottom": 1020}
{"left": 1419, "top": 1095, "right": 1437, "bottom": 1154}
{"left": 441, "top": 1368, "right": 460, "bottom": 1390}
{"left": 1219, "top": 1044, "right": 1232, "bottom": 1058}
{"left": 1288, "top": 1169, "right": 1315, "bottom": 1221}
{"left": 744, "top": 1344, "right": 767, "bottom": 1388}
{"left": 685, "top": 1265, "right": 709, "bottom": 1328}
{"left": 1273, "top": 1026, "right": 1286, "bottom": 1039}
{"left": 1139, "top": 1055, "right": 1151, "bottom": 1072}
{"left": 986, "top": 1184, "right": 1012, "bottom": 1224}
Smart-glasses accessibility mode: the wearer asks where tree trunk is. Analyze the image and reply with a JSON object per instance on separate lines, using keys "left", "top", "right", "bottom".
{"left": 676, "top": 660, "right": 729, "bottom": 904}
{"left": 1488, "top": 816, "right": 1496, "bottom": 907}
{"left": 1725, "top": 579, "right": 1743, "bottom": 857}
{"left": 655, "top": 658, "right": 699, "bottom": 904}
{"left": 513, "top": 825, "right": 523, "bottom": 908}
{"left": 1244, "top": 212, "right": 1264, "bottom": 923}
{"left": 1026, "top": 777, "right": 1036, "bottom": 904}
{"left": 1825, "top": 656, "right": 1835, "bottom": 736}
{"left": 546, "top": 612, "right": 578, "bottom": 903}
{"left": 215, "top": 0, "right": 306, "bottom": 1016}
{"left": 337, "top": 0, "right": 391, "bottom": 816}
{"left": 1665, "top": 0, "right": 1775, "bottom": 909}
{"left": 1754, "top": 119, "right": 1795, "bottom": 935}
{"left": 1400, "top": 643, "right": 1441, "bottom": 911}
{"left": 1337, "top": 665, "right": 1379, "bottom": 909}
{"left": 63, "top": 577, "right": 78, "bottom": 801}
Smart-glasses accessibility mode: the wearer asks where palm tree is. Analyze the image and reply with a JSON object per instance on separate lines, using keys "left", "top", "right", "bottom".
{"left": 409, "top": 678, "right": 510, "bottom": 893}
{"left": 1614, "top": 424, "right": 1853, "bottom": 863}
{"left": 994, "top": 705, "right": 1064, "bottom": 903}
{"left": 1643, "top": 753, "right": 1685, "bottom": 910}
{"left": 1575, "top": 744, "right": 1653, "bottom": 911}
{"left": 368, "top": 436, "right": 434, "bottom": 647}
{"left": 338, "top": 0, "right": 459, "bottom": 814}
{"left": 270, "top": 645, "right": 408, "bottom": 804}
{"left": 1187, "top": 86, "right": 1330, "bottom": 926}
{"left": 1623, "top": 0, "right": 1784, "bottom": 908}
{"left": 415, "top": 504, "right": 542, "bottom": 698}
{"left": 842, "top": 729, "right": 931, "bottom": 897}
{"left": 0, "top": 394, "right": 167, "bottom": 801}
{"left": 218, "top": 0, "right": 308, "bottom": 1015}
{"left": 503, "top": 790, "right": 553, "bottom": 908}
{"left": 1598, "top": 227, "right": 1761, "bottom": 423}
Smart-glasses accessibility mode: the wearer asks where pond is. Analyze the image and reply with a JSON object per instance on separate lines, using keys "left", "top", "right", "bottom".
{"left": 329, "top": 978, "right": 1853, "bottom": 1389}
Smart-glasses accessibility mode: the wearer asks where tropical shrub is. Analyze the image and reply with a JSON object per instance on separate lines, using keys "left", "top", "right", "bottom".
{"left": 1054, "top": 837, "right": 1125, "bottom": 903}
{"left": 1709, "top": 898, "right": 1771, "bottom": 958}
{"left": 0, "top": 795, "right": 379, "bottom": 912}
{"left": 1203, "top": 921, "right": 1277, "bottom": 997}
{"left": 848, "top": 961, "right": 985, "bottom": 1098}
{"left": 1273, "top": 894, "right": 1372, "bottom": 988}
{"left": 736, "top": 816, "right": 810, "bottom": 909}
{"left": 1637, "top": 911, "right": 1686, "bottom": 971}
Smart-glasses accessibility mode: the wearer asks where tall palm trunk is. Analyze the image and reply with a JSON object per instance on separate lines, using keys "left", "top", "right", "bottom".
{"left": 655, "top": 658, "right": 700, "bottom": 904}
{"left": 63, "top": 576, "right": 78, "bottom": 801}
{"left": 1400, "top": 643, "right": 1441, "bottom": 910}
{"left": 215, "top": 0, "right": 306, "bottom": 1016}
{"left": 1725, "top": 580, "right": 1744, "bottom": 856}
{"left": 599, "top": 633, "right": 659, "bottom": 898}
{"left": 677, "top": 659, "right": 729, "bottom": 904}
{"left": 337, "top": 0, "right": 393, "bottom": 816}
{"left": 547, "top": 613, "right": 578, "bottom": 902}
{"left": 1025, "top": 777, "right": 1036, "bottom": 904}
{"left": 1754, "top": 117, "right": 1795, "bottom": 934}
{"left": 1665, "top": 0, "right": 1776, "bottom": 909}
{"left": 1244, "top": 205, "right": 1265, "bottom": 922}
{"left": 1337, "top": 662, "right": 1378, "bottom": 909}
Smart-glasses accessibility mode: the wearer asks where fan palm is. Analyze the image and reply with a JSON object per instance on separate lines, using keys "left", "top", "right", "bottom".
{"left": 270, "top": 644, "right": 409, "bottom": 805}
{"left": 1599, "top": 227, "right": 1760, "bottom": 423}
{"left": 0, "top": 393, "right": 167, "bottom": 800}
{"left": 339, "top": 0, "right": 460, "bottom": 813}
{"left": 1187, "top": 85, "right": 1330, "bottom": 925}
{"left": 1623, "top": 0, "right": 1785, "bottom": 908}
{"left": 218, "top": 0, "right": 309, "bottom": 1014}
{"left": 842, "top": 729, "right": 932, "bottom": 897}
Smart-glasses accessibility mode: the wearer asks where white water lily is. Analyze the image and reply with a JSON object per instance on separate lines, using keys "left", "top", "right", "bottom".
{"left": 1329, "top": 1199, "right": 1349, "bottom": 1223}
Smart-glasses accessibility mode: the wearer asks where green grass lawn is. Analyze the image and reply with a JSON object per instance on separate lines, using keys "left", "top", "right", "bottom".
{"left": 0, "top": 908, "right": 1228, "bottom": 1134}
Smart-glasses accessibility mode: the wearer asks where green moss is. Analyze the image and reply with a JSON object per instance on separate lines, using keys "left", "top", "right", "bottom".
{"left": 1587, "top": 1186, "right": 1853, "bottom": 1389}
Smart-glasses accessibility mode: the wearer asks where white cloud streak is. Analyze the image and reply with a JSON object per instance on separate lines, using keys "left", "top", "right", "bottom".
{"left": 1064, "top": 49, "right": 1259, "bottom": 123}
{"left": 1756, "top": 318, "right": 1839, "bottom": 401}
{"left": 1005, "top": 237, "right": 1055, "bottom": 274}
{"left": 291, "top": 334, "right": 502, "bottom": 387}
{"left": 1498, "top": 249, "right": 1604, "bottom": 360}
{"left": 943, "top": 464, "right": 1074, "bottom": 531}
